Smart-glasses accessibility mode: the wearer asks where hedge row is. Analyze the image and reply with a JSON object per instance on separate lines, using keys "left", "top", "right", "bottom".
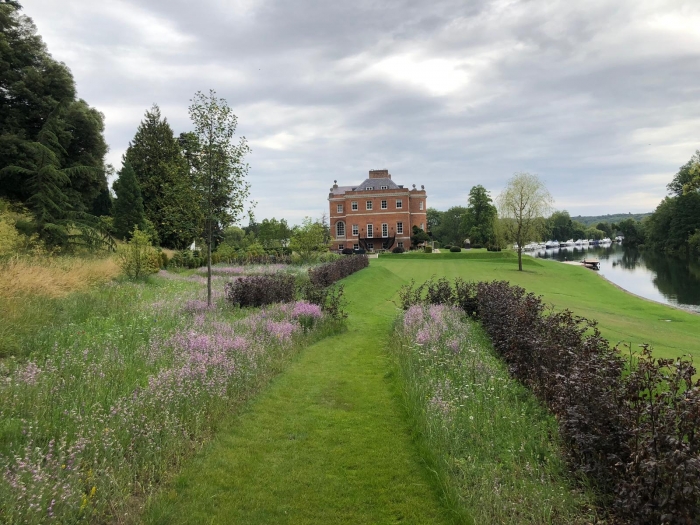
{"left": 399, "top": 277, "right": 700, "bottom": 523}
{"left": 308, "top": 255, "right": 369, "bottom": 288}
{"left": 224, "top": 274, "right": 296, "bottom": 307}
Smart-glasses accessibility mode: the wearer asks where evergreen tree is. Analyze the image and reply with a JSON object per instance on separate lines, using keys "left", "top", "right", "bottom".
{"left": 463, "top": 185, "right": 497, "bottom": 245}
{"left": 113, "top": 162, "right": 144, "bottom": 240}
{"left": 0, "top": 2, "right": 109, "bottom": 243}
{"left": 125, "top": 105, "right": 201, "bottom": 248}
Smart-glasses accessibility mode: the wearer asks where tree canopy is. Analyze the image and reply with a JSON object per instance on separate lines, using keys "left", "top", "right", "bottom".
{"left": 497, "top": 172, "right": 553, "bottom": 271}
{"left": 0, "top": 2, "right": 109, "bottom": 248}
{"left": 463, "top": 185, "right": 497, "bottom": 246}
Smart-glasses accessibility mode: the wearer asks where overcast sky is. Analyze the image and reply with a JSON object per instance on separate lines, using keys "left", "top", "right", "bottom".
{"left": 20, "top": 0, "right": 700, "bottom": 224}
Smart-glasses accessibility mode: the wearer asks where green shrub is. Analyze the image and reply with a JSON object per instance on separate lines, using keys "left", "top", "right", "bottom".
{"left": 444, "top": 245, "right": 451, "bottom": 250}
{"left": 424, "top": 246, "right": 432, "bottom": 253}
{"left": 392, "top": 247, "right": 405, "bottom": 253}
{"left": 116, "top": 228, "right": 160, "bottom": 279}
{"left": 450, "top": 246, "right": 461, "bottom": 253}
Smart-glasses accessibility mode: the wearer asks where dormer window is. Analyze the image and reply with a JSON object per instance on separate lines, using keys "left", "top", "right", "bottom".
{"left": 365, "top": 186, "right": 373, "bottom": 191}
{"left": 380, "top": 185, "right": 388, "bottom": 190}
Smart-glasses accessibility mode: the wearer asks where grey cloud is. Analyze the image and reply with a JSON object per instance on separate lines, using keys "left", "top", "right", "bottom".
{"left": 20, "top": 0, "right": 700, "bottom": 223}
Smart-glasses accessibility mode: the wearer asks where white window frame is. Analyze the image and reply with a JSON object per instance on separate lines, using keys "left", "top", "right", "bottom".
{"left": 421, "top": 223, "right": 424, "bottom": 230}
{"left": 366, "top": 200, "right": 373, "bottom": 210}
{"left": 382, "top": 223, "right": 388, "bottom": 237}
{"left": 352, "top": 224, "right": 359, "bottom": 236}
{"left": 336, "top": 221, "right": 345, "bottom": 237}
{"left": 380, "top": 185, "right": 388, "bottom": 190}
{"left": 351, "top": 201, "right": 358, "bottom": 211}
{"left": 367, "top": 242, "right": 374, "bottom": 251}
{"left": 381, "top": 200, "right": 387, "bottom": 209}
{"left": 398, "top": 241, "right": 404, "bottom": 249}
{"left": 419, "top": 201, "right": 424, "bottom": 210}
{"left": 337, "top": 204, "right": 343, "bottom": 213}
{"left": 367, "top": 224, "right": 374, "bottom": 237}
{"left": 397, "top": 222, "right": 403, "bottom": 234}
{"left": 353, "top": 243, "right": 359, "bottom": 250}
{"left": 396, "top": 200, "right": 402, "bottom": 209}
{"left": 338, "top": 244, "right": 344, "bottom": 251}
{"left": 365, "top": 186, "right": 373, "bottom": 190}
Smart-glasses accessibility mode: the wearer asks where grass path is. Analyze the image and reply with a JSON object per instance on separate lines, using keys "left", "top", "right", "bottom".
{"left": 145, "top": 265, "right": 454, "bottom": 524}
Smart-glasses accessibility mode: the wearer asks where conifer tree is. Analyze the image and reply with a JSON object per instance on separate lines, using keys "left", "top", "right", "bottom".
{"left": 124, "top": 105, "right": 201, "bottom": 248}
{"left": 113, "top": 161, "right": 144, "bottom": 240}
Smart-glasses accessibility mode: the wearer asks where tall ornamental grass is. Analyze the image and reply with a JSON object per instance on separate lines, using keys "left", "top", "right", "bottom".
{"left": 394, "top": 304, "right": 594, "bottom": 524}
{"left": 0, "top": 275, "right": 332, "bottom": 524}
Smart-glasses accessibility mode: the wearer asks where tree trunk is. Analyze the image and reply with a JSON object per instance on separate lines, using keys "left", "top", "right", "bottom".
{"left": 207, "top": 224, "right": 212, "bottom": 306}
{"left": 518, "top": 247, "right": 523, "bottom": 271}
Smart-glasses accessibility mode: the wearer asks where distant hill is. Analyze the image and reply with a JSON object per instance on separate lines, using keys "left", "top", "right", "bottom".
{"left": 571, "top": 213, "right": 652, "bottom": 227}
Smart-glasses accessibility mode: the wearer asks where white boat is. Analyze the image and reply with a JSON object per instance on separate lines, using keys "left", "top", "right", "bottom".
{"left": 546, "top": 240, "right": 558, "bottom": 249}
{"left": 574, "top": 239, "right": 583, "bottom": 245}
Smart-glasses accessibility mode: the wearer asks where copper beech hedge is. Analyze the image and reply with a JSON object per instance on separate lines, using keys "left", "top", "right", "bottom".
{"left": 399, "top": 277, "right": 700, "bottom": 524}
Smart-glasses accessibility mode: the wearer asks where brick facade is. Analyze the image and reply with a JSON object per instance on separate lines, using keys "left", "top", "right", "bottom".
{"left": 328, "top": 169, "right": 427, "bottom": 252}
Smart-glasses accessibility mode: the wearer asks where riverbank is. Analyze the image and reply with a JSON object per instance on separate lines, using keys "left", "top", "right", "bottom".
{"left": 377, "top": 251, "right": 700, "bottom": 360}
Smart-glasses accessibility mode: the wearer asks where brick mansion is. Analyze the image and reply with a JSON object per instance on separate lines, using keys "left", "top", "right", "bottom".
{"left": 328, "top": 169, "right": 427, "bottom": 252}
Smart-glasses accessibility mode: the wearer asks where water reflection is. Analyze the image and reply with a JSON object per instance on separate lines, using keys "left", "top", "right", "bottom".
{"left": 528, "top": 244, "right": 700, "bottom": 313}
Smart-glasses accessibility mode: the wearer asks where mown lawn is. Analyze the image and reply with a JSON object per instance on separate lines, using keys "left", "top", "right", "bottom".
{"left": 377, "top": 250, "right": 700, "bottom": 360}
{"left": 144, "top": 266, "right": 452, "bottom": 524}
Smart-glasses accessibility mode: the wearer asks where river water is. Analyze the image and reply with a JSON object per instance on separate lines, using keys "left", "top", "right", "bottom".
{"left": 527, "top": 244, "right": 700, "bottom": 313}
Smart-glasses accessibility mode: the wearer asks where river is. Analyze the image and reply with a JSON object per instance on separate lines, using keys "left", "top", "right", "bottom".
{"left": 527, "top": 243, "right": 700, "bottom": 313}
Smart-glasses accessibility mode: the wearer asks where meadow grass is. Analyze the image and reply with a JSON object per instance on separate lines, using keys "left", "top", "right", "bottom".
{"left": 143, "top": 265, "right": 452, "bottom": 524}
{"left": 0, "top": 267, "right": 340, "bottom": 523}
{"left": 376, "top": 250, "right": 700, "bottom": 360}
{"left": 393, "top": 304, "right": 595, "bottom": 523}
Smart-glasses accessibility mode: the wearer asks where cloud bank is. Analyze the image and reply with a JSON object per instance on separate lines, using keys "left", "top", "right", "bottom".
{"left": 21, "top": 0, "right": 700, "bottom": 223}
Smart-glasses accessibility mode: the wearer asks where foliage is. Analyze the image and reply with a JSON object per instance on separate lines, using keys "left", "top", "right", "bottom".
{"left": 496, "top": 172, "right": 553, "bottom": 271}
{"left": 307, "top": 254, "right": 369, "bottom": 288}
{"left": 0, "top": 276, "right": 333, "bottom": 522}
{"left": 462, "top": 185, "right": 497, "bottom": 246}
{"left": 646, "top": 192, "right": 700, "bottom": 257}
{"left": 289, "top": 217, "right": 330, "bottom": 261}
{"left": 188, "top": 90, "right": 251, "bottom": 305}
{"left": 399, "top": 276, "right": 700, "bottom": 523}
{"left": 668, "top": 150, "right": 700, "bottom": 196}
{"left": 391, "top": 246, "right": 405, "bottom": 253}
{"left": 0, "top": 4, "right": 109, "bottom": 236}
{"left": 423, "top": 246, "right": 432, "bottom": 253}
{"left": 224, "top": 274, "right": 295, "bottom": 307}
{"left": 125, "top": 105, "right": 202, "bottom": 249}
{"left": 616, "top": 217, "right": 645, "bottom": 246}
{"left": 428, "top": 206, "right": 467, "bottom": 245}
{"left": 115, "top": 227, "right": 160, "bottom": 279}
{"left": 112, "top": 161, "right": 145, "bottom": 240}
{"left": 410, "top": 225, "right": 430, "bottom": 248}
{"left": 257, "top": 217, "right": 291, "bottom": 250}
{"left": 393, "top": 305, "right": 592, "bottom": 523}
{"left": 449, "top": 246, "right": 461, "bottom": 252}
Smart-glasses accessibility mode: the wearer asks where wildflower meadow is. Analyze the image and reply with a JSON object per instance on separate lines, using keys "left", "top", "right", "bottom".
{"left": 393, "top": 304, "right": 594, "bottom": 523}
{"left": 0, "top": 264, "right": 338, "bottom": 524}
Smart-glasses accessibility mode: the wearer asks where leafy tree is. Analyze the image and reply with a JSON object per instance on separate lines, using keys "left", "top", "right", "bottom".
{"left": 596, "top": 222, "right": 612, "bottom": 238}
{"left": 188, "top": 90, "right": 251, "bottom": 305}
{"left": 426, "top": 207, "right": 442, "bottom": 233}
{"left": 411, "top": 225, "right": 430, "bottom": 248}
{"left": 585, "top": 226, "right": 605, "bottom": 240}
{"left": 463, "top": 185, "right": 497, "bottom": 245}
{"left": 112, "top": 161, "right": 144, "bottom": 240}
{"left": 258, "top": 218, "right": 291, "bottom": 250}
{"left": 549, "top": 210, "right": 573, "bottom": 241}
{"left": 432, "top": 206, "right": 467, "bottom": 245}
{"left": 497, "top": 172, "right": 553, "bottom": 271}
{"left": 617, "top": 218, "right": 646, "bottom": 247}
{"left": 0, "top": 4, "right": 108, "bottom": 215}
{"left": 115, "top": 227, "right": 160, "bottom": 279}
{"left": 668, "top": 150, "right": 700, "bottom": 196}
{"left": 290, "top": 217, "right": 329, "bottom": 261}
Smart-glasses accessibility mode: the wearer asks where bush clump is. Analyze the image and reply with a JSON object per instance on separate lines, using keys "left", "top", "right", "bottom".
{"left": 392, "top": 247, "right": 405, "bottom": 253}
{"left": 308, "top": 255, "right": 369, "bottom": 288}
{"left": 449, "top": 246, "right": 461, "bottom": 253}
{"left": 224, "top": 274, "right": 295, "bottom": 307}
{"left": 341, "top": 248, "right": 354, "bottom": 255}
{"left": 116, "top": 228, "right": 160, "bottom": 279}
{"left": 398, "top": 278, "right": 700, "bottom": 523}
{"left": 424, "top": 246, "right": 432, "bottom": 253}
